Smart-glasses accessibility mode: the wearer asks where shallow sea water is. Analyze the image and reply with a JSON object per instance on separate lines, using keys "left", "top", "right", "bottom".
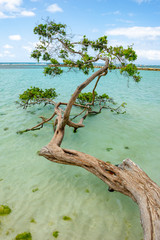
{"left": 0, "top": 66, "right": 160, "bottom": 240}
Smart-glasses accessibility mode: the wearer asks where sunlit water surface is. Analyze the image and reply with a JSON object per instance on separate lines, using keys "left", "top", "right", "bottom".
{"left": 0, "top": 66, "right": 160, "bottom": 240}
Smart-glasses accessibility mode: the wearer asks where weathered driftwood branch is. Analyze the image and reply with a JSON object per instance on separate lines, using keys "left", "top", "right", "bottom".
{"left": 35, "top": 60, "right": 160, "bottom": 240}
{"left": 39, "top": 144, "right": 160, "bottom": 240}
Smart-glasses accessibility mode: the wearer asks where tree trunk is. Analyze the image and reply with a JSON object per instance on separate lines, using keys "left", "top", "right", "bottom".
{"left": 39, "top": 145, "right": 160, "bottom": 240}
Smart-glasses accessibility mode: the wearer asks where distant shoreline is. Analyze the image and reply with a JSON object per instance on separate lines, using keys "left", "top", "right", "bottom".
{"left": 0, "top": 63, "right": 160, "bottom": 71}
{"left": 94, "top": 65, "right": 160, "bottom": 71}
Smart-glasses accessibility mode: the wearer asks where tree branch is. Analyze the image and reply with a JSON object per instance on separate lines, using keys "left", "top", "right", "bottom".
{"left": 17, "top": 112, "right": 56, "bottom": 133}
{"left": 62, "top": 60, "right": 109, "bottom": 127}
{"left": 91, "top": 70, "right": 108, "bottom": 105}
{"left": 39, "top": 145, "right": 160, "bottom": 240}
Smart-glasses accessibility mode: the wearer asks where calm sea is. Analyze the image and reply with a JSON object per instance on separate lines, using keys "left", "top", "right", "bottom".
{"left": 0, "top": 63, "right": 160, "bottom": 240}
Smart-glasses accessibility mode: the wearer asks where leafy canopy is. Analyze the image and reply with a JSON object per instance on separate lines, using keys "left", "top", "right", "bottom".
{"left": 19, "top": 86, "right": 57, "bottom": 104}
{"left": 18, "top": 20, "right": 141, "bottom": 111}
{"left": 30, "top": 20, "right": 141, "bottom": 82}
{"left": 77, "top": 92, "right": 112, "bottom": 104}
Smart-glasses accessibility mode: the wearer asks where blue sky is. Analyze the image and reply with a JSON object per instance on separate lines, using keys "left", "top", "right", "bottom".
{"left": 0, "top": 0, "right": 160, "bottom": 64}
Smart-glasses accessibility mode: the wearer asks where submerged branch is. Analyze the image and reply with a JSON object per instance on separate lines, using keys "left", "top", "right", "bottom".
{"left": 17, "top": 112, "right": 56, "bottom": 134}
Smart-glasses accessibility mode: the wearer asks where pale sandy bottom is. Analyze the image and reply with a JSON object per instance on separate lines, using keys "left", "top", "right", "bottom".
{"left": 0, "top": 68, "right": 160, "bottom": 240}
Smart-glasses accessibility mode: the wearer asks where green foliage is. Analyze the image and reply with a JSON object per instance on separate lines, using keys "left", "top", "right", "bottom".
{"left": 0, "top": 205, "right": 11, "bottom": 215}
{"left": 121, "top": 102, "right": 127, "bottom": 108}
{"left": 43, "top": 66, "right": 63, "bottom": 76}
{"left": 108, "top": 62, "right": 117, "bottom": 70}
{"left": 106, "top": 147, "right": 113, "bottom": 152}
{"left": 59, "top": 49, "right": 68, "bottom": 59}
{"left": 30, "top": 20, "right": 140, "bottom": 81}
{"left": 19, "top": 87, "right": 58, "bottom": 103}
{"left": 98, "top": 93, "right": 110, "bottom": 99}
{"left": 42, "top": 52, "right": 50, "bottom": 61}
{"left": 32, "top": 188, "right": 39, "bottom": 192}
{"left": 77, "top": 91, "right": 97, "bottom": 104}
{"left": 53, "top": 231, "right": 59, "bottom": 238}
{"left": 33, "top": 22, "right": 66, "bottom": 38}
{"left": 15, "top": 232, "right": 32, "bottom": 240}
{"left": 63, "top": 59, "right": 75, "bottom": 66}
{"left": 63, "top": 216, "right": 72, "bottom": 221}
{"left": 50, "top": 59, "right": 59, "bottom": 64}
{"left": 77, "top": 91, "right": 113, "bottom": 105}
{"left": 30, "top": 218, "right": 36, "bottom": 223}
{"left": 30, "top": 50, "right": 41, "bottom": 62}
{"left": 120, "top": 63, "right": 141, "bottom": 82}
{"left": 81, "top": 35, "right": 108, "bottom": 52}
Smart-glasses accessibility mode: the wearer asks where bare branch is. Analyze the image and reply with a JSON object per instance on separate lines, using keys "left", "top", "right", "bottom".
{"left": 17, "top": 112, "right": 56, "bottom": 134}
{"left": 62, "top": 60, "right": 109, "bottom": 128}
{"left": 91, "top": 70, "right": 108, "bottom": 105}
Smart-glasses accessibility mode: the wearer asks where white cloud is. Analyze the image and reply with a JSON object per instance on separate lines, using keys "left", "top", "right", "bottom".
{"left": 0, "top": 0, "right": 22, "bottom": 12}
{"left": 21, "top": 10, "right": 35, "bottom": 16}
{"left": 0, "top": 11, "right": 14, "bottom": 18}
{"left": 136, "top": 49, "right": 160, "bottom": 60}
{"left": 106, "top": 26, "right": 160, "bottom": 40}
{"left": 46, "top": 3, "right": 63, "bottom": 13}
{"left": 9, "top": 34, "right": 21, "bottom": 40}
{"left": 3, "top": 44, "right": 13, "bottom": 49}
{"left": 0, "top": 0, "right": 35, "bottom": 18}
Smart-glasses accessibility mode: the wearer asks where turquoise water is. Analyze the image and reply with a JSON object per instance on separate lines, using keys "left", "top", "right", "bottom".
{"left": 0, "top": 66, "right": 160, "bottom": 240}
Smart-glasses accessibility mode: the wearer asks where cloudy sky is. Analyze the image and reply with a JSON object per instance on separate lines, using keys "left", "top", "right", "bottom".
{"left": 0, "top": 0, "right": 160, "bottom": 64}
